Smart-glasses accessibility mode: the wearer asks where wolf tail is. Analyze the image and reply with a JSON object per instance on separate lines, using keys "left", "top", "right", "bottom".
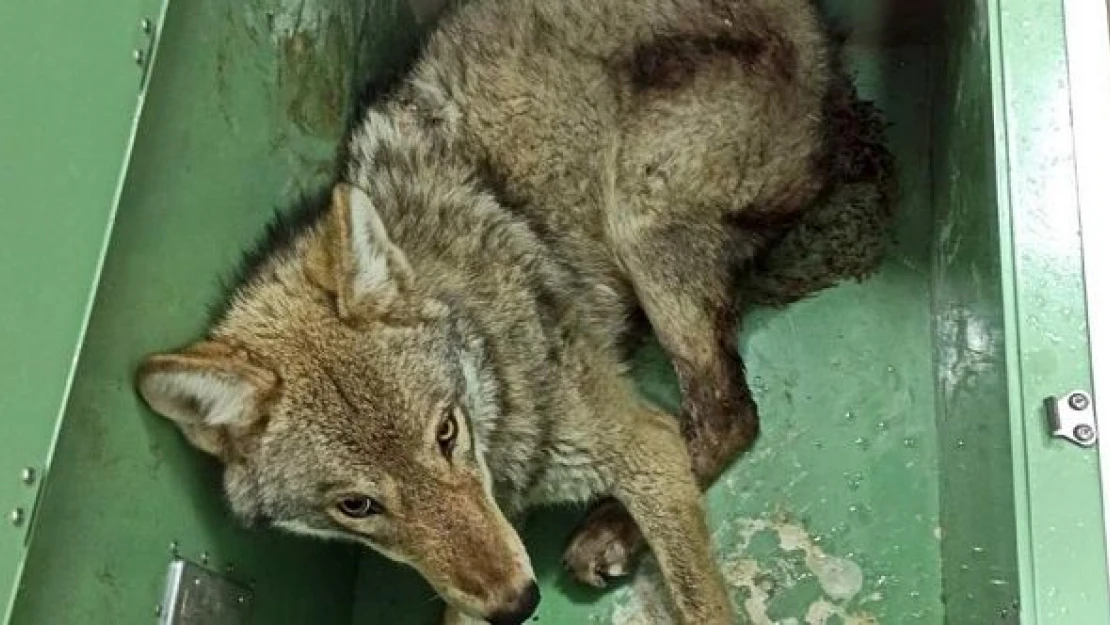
{"left": 738, "top": 30, "right": 898, "bottom": 310}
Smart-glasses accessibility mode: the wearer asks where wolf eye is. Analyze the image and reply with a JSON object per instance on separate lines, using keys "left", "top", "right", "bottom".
{"left": 336, "top": 496, "right": 384, "bottom": 519}
{"left": 437, "top": 409, "right": 458, "bottom": 455}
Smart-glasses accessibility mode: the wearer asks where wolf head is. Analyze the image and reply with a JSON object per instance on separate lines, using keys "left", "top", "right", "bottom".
{"left": 137, "top": 184, "right": 539, "bottom": 623}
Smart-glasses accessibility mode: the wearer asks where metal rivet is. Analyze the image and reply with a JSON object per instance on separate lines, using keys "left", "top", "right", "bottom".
{"left": 20, "top": 467, "right": 35, "bottom": 485}
{"left": 1069, "top": 392, "right": 1091, "bottom": 411}
{"left": 140, "top": 18, "right": 152, "bottom": 34}
{"left": 133, "top": 49, "right": 145, "bottom": 65}
{"left": 1075, "top": 424, "right": 1096, "bottom": 443}
{"left": 9, "top": 508, "right": 24, "bottom": 526}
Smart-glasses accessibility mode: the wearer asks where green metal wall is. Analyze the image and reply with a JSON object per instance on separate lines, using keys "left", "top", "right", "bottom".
{"left": 0, "top": 0, "right": 162, "bottom": 618}
{"left": 989, "top": 0, "right": 1110, "bottom": 621}
{"left": 931, "top": 0, "right": 1019, "bottom": 621}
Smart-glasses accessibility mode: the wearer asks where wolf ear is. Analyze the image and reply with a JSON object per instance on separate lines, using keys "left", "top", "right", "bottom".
{"left": 325, "top": 183, "right": 414, "bottom": 321}
{"left": 136, "top": 342, "right": 277, "bottom": 458}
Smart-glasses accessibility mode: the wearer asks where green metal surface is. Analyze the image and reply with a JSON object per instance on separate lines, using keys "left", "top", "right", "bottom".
{"left": 1059, "top": 0, "right": 1110, "bottom": 601}
{"left": 0, "top": 0, "right": 161, "bottom": 618}
{"left": 7, "top": 1, "right": 423, "bottom": 623}
{"left": 931, "top": 0, "right": 1020, "bottom": 622}
{"left": 989, "top": 0, "right": 1110, "bottom": 622}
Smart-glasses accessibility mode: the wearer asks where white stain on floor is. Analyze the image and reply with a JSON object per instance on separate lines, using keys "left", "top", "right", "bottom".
{"left": 607, "top": 517, "right": 877, "bottom": 625}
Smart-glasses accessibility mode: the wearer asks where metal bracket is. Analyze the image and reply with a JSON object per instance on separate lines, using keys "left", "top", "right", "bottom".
{"left": 1045, "top": 390, "right": 1098, "bottom": 447}
{"left": 159, "top": 558, "right": 253, "bottom": 625}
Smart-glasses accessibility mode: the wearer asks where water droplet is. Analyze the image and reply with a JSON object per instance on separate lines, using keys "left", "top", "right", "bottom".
{"left": 903, "top": 437, "right": 918, "bottom": 448}
{"left": 846, "top": 472, "right": 864, "bottom": 490}
{"left": 877, "top": 420, "right": 890, "bottom": 431}
{"left": 887, "top": 366, "right": 895, "bottom": 373}
{"left": 848, "top": 504, "right": 859, "bottom": 513}
{"left": 956, "top": 439, "right": 966, "bottom": 448}
{"left": 909, "top": 590, "right": 921, "bottom": 599}
{"left": 855, "top": 437, "right": 870, "bottom": 450}
{"left": 814, "top": 441, "right": 824, "bottom": 449}
{"left": 844, "top": 410, "right": 856, "bottom": 421}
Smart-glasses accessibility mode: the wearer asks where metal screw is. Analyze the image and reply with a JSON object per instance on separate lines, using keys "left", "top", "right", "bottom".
{"left": 20, "top": 467, "right": 35, "bottom": 485}
{"left": 1069, "top": 392, "right": 1091, "bottom": 411}
{"left": 133, "top": 49, "right": 145, "bottom": 65}
{"left": 140, "top": 18, "right": 152, "bottom": 34}
{"left": 9, "top": 508, "right": 24, "bottom": 526}
{"left": 1074, "top": 424, "right": 1096, "bottom": 443}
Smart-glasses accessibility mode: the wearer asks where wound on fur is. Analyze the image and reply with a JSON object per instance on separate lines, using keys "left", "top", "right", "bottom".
{"left": 628, "top": 31, "right": 797, "bottom": 91}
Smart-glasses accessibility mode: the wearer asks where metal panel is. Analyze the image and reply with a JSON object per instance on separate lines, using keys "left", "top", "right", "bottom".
{"left": 930, "top": 0, "right": 1021, "bottom": 621}
{"left": 1059, "top": 0, "right": 1110, "bottom": 602}
{"left": 0, "top": 0, "right": 166, "bottom": 618}
{"left": 989, "top": 0, "right": 1110, "bottom": 621}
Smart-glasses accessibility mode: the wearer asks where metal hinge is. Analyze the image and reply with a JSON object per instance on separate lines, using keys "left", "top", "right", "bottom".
{"left": 1044, "top": 390, "right": 1098, "bottom": 447}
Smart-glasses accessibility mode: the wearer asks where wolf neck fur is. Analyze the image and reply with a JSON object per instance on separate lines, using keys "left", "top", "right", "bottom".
{"left": 343, "top": 104, "right": 574, "bottom": 511}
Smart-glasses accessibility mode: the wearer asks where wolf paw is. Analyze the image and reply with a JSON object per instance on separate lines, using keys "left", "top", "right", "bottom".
{"left": 563, "top": 499, "right": 645, "bottom": 588}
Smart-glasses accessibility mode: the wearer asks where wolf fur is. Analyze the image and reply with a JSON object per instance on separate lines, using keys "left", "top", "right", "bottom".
{"left": 136, "top": 0, "right": 894, "bottom": 623}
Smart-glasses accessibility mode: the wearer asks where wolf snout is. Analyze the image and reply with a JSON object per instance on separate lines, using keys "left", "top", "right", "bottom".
{"left": 485, "top": 581, "right": 540, "bottom": 625}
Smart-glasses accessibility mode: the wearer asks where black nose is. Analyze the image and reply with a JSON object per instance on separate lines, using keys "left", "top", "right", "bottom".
{"left": 486, "top": 582, "right": 540, "bottom": 625}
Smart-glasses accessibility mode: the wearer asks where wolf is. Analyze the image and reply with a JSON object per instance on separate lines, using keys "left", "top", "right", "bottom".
{"left": 136, "top": 0, "right": 894, "bottom": 623}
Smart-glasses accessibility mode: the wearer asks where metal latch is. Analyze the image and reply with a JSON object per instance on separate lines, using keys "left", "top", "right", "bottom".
{"left": 159, "top": 558, "right": 253, "bottom": 625}
{"left": 1045, "top": 390, "right": 1098, "bottom": 447}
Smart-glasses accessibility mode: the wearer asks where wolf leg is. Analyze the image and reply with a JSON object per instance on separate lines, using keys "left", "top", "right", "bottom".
{"left": 609, "top": 405, "right": 734, "bottom": 624}
{"left": 565, "top": 218, "right": 759, "bottom": 586}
